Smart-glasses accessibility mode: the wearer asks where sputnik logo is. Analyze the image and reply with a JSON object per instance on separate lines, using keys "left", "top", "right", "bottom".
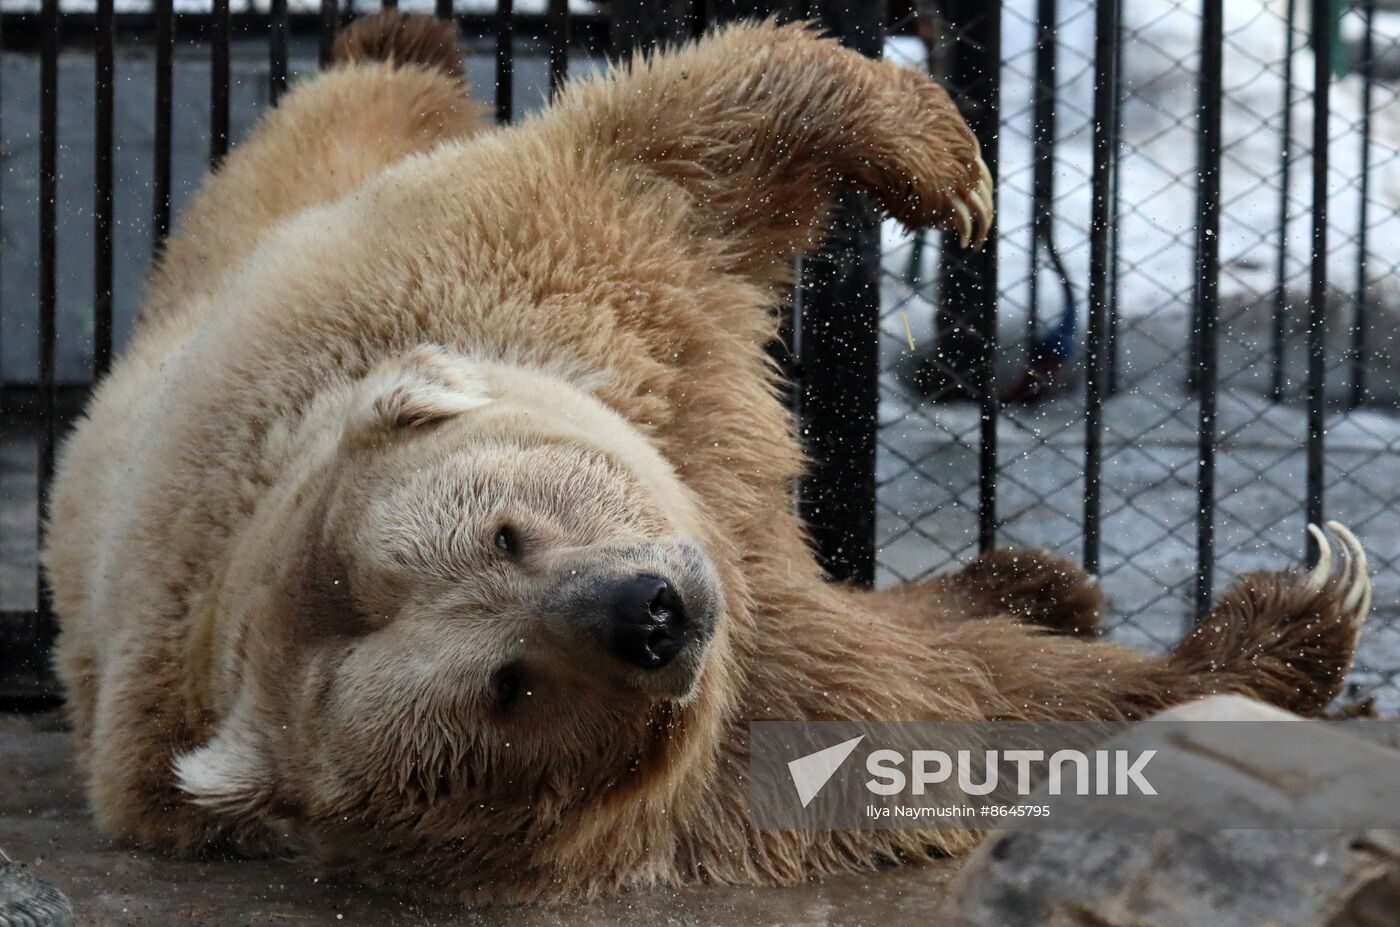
{"left": 787, "top": 735, "right": 864, "bottom": 808}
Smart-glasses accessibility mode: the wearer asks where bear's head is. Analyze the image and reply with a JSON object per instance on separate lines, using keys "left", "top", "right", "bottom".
{"left": 173, "top": 345, "right": 735, "bottom": 882}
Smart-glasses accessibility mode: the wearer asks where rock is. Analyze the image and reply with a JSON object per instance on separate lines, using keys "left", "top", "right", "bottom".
{"left": 0, "top": 863, "right": 73, "bottom": 927}
{"left": 943, "top": 695, "right": 1400, "bottom": 927}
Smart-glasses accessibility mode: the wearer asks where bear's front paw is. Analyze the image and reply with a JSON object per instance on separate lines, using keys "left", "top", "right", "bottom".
{"left": 866, "top": 64, "right": 995, "bottom": 249}
{"left": 946, "top": 151, "right": 994, "bottom": 250}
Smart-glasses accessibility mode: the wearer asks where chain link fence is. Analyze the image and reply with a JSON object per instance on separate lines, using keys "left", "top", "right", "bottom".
{"left": 877, "top": 0, "right": 1400, "bottom": 713}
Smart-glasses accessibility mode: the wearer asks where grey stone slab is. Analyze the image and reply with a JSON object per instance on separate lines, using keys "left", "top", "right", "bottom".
{"left": 943, "top": 697, "right": 1400, "bottom": 927}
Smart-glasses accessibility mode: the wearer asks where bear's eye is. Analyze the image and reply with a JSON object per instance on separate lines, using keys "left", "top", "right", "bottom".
{"left": 491, "top": 664, "right": 524, "bottom": 715}
{"left": 493, "top": 524, "right": 519, "bottom": 557}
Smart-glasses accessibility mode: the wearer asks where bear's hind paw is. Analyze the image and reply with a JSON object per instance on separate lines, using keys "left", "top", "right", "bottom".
{"left": 1171, "top": 522, "right": 1373, "bottom": 716}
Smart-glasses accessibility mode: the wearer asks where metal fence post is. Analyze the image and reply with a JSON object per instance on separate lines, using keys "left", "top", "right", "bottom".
{"left": 1350, "top": 0, "right": 1375, "bottom": 410}
{"left": 795, "top": 0, "right": 886, "bottom": 585}
{"left": 920, "top": 0, "right": 998, "bottom": 404}
{"left": 1083, "top": 0, "right": 1120, "bottom": 576}
{"left": 908, "top": 0, "right": 1000, "bottom": 553}
{"left": 1194, "top": 0, "right": 1223, "bottom": 617}
{"left": 1305, "top": 0, "right": 1332, "bottom": 562}
{"left": 797, "top": 190, "right": 882, "bottom": 585}
{"left": 495, "top": 0, "right": 514, "bottom": 123}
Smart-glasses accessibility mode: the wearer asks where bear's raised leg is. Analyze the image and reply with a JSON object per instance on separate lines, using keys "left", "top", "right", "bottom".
{"left": 552, "top": 20, "right": 992, "bottom": 288}
{"left": 871, "top": 548, "right": 1103, "bottom": 637}
{"left": 144, "top": 13, "right": 485, "bottom": 325}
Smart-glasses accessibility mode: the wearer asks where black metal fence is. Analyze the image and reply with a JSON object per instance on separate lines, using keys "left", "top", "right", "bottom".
{"left": 873, "top": 0, "right": 1399, "bottom": 713}
{"left": 0, "top": 1, "right": 1396, "bottom": 713}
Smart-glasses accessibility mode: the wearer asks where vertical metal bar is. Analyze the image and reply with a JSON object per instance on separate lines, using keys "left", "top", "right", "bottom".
{"left": 1106, "top": 7, "right": 1124, "bottom": 396}
{"left": 270, "top": 0, "right": 289, "bottom": 105}
{"left": 796, "top": 0, "right": 886, "bottom": 585}
{"left": 319, "top": 0, "right": 340, "bottom": 69}
{"left": 931, "top": 5, "right": 984, "bottom": 404}
{"left": 915, "top": 1, "right": 1000, "bottom": 547}
{"left": 383, "top": 0, "right": 399, "bottom": 10}
{"left": 37, "top": 0, "right": 59, "bottom": 652}
{"left": 1083, "top": 0, "right": 1120, "bottom": 575}
{"left": 1272, "top": 0, "right": 1297, "bottom": 401}
{"left": 1027, "top": 0, "right": 1055, "bottom": 353}
{"left": 437, "top": 0, "right": 454, "bottom": 19}
{"left": 0, "top": 22, "right": 5, "bottom": 407}
{"left": 211, "top": 0, "right": 231, "bottom": 169}
{"left": 39, "top": 0, "right": 58, "bottom": 483}
{"left": 1305, "top": 0, "right": 1331, "bottom": 562}
{"left": 496, "top": 0, "right": 514, "bottom": 123}
{"left": 154, "top": 0, "right": 174, "bottom": 247}
{"left": 547, "top": 0, "right": 569, "bottom": 98}
{"left": 95, "top": 0, "right": 115, "bottom": 378}
{"left": 1195, "top": 0, "right": 1223, "bottom": 617}
{"left": 1350, "top": 0, "right": 1374, "bottom": 409}
{"left": 976, "top": 3, "right": 1001, "bottom": 553}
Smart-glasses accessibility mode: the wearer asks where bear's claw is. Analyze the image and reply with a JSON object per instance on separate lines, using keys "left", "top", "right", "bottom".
{"left": 1305, "top": 522, "right": 1372, "bottom": 636}
{"left": 949, "top": 155, "right": 995, "bottom": 250}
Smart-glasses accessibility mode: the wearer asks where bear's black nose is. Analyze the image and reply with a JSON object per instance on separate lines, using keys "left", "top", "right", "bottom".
{"left": 607, "top": 574, "right": 688, "bottom": 669}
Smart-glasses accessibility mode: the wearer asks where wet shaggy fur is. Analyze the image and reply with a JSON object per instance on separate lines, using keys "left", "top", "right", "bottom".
{"left": 45, "top": 15, "right": 1367, "bottom": 905}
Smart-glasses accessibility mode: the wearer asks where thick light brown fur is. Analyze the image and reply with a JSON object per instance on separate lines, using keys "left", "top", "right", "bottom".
{"left": 45, "top": 16, "right": 1369, "bottom": 904}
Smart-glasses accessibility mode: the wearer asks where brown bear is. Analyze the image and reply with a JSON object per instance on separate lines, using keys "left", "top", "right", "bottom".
{"left": 43, "top": 13, "right": 1372, "bottom": 905}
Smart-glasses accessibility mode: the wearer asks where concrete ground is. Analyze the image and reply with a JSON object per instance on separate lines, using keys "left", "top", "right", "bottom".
{"left": 0, "top": 713, "right": 963, "bottom": 927}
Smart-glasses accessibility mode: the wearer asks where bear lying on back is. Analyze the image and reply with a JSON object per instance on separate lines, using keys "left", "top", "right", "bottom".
{"left": 44, "top": 13, "right": 1372, "bottom": 904}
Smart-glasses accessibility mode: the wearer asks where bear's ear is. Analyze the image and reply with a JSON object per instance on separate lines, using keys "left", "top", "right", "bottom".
{"left": 344, "top": 345, "right": 493, "bottom": 444}
{"left": 173, "top": 701, "right": 273, "bottom": 818}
